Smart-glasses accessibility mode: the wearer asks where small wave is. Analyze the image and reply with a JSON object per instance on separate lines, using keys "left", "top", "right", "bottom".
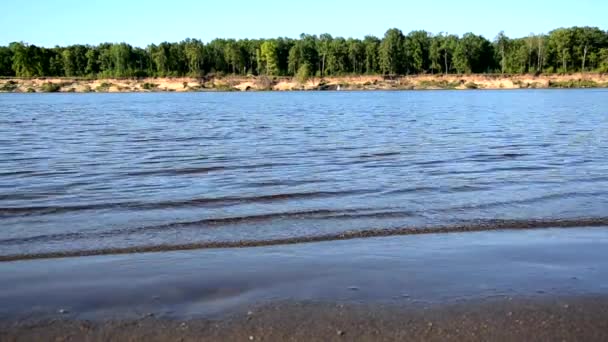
{"left": 0, "top": 170, "right": 36, "bottom": 177}
{"left": 125, "top": 166, "right": 228, "bottom": 176}
{"left": 434, "top": 191, "right": 608, "bottom": 213}
{"left": 2, "top": 218, "right": 607, "bottom": 262}
{"left": 242, "top": 179, "right": 333, "bottom": 188}
{"left": 358, "top": 151, "right": 402, "bottom": 158}
{"left": 0, "top": 207, "right": 414, "bottom": 246}
{"left": 428, "top": 165, "right": 553, "bottom": 176}
{"left": 467, "top": 153, "right": 529, "bottom": 161}
{"left": 0, "top": 189, "right": 375, "bottom": 218}
{"left": 125, "top": 162, "right": 295, "bottom": 177}
{"left": 382, "top": 186, "right": 438, "bottom": 195}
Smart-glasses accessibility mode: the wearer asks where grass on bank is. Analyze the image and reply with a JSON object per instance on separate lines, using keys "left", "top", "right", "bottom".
{"left": 96, "top": 82, "right": 113, "bottom": 92}
{"left": 0, "top": 80, "right": 18, "bottom": 91}
{"left": 547, "top": 79, "right": 608, "bottom": 88}
{"left": 41, "top": 82, "right": 61, "bottom": 92}
{"left": 141, "top": 82, "right": 159, "bottom": 90}
{"left": 416, "top": 79, "right": 462, "bottom": 89}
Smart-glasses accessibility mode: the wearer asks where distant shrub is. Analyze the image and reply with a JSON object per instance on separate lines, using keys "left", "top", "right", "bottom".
{"left": 416, "top": 80, "right": 460, "bottom": 89}
{"left": 26, "top": 87, "right": 36, "bottom": 93}
{"left": 41, "top": 82, "right": 61, "bottom": 92}
{"left": 548, "top": 79, "right": 598, "bottom": 88}
{"left": 67, "top": 87, "right": 76, "bottom": 93}
{"left": 82, "top": 85, "right": 92, "bottom": 93}
{"left": 295, "top": 64, "right": 310, "bottom": 84}
{"left": 96, "top": 82, "right": 113, "bottom": 92}
{"left": 142, "top": 82, "right": 159, "bottom": 90}
{"left": 465, "top": 82, "right": 479, "bottom": 89}
{"left": 0, "top": 81, "right": 18, "bottom": 92}
{"left": 213, "top": 83, "right": 238, "bottom": 92}
{"left": 182, "top": 81, "right": 188, "bottom": 89}
{"left": 255, "top": 76, "right": 273, "bottom": 90}
{"left": 317, "top": 80, "right": 330, "bottom": 91}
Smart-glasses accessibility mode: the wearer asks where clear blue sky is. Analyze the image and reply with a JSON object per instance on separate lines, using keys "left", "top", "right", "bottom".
{"left": 1, "top": 0, "right": 606, "bottom": 47}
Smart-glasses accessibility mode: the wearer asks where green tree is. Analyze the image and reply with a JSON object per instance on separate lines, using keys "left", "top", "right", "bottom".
{"left": 132, "top": 47, "right": 150, "bottom": 77}
{"left": 439, "top": 34, "right": 458, "bottom": 74}
{"left": 260, "top": 40, "right": 279, "bottom": 75}
{"left": 205, "top": 39, "right": 229, "bottom": 74}
{"left": 48, "top": 52, "right": 64, "bottom": 76}
{"left": 317, "top": 33, "right": 333, "bottom": 76}
{"left": 379, "top": 28, "right": 405, "bottom": 75}
{"left": 288, "top": 34, "right": 318, "bottom": 76}
{"left": 0, "top": 46, "right": 14, "bottom": 76}
{"left": 225, "top": 39, "right": 245, "bottom": 74}
{"left": 429, "top": 35, "right": 442, "bottom": 74}
{"left": 453, "top": 33, "right": 494, "bottom": 74}
{"left": 326, "top": 37, "right": 348, "bottom": 75}
{"left": 149, "top": 43, "right": 171, "bottom": 76}
{"left": 61, "top": 49, "right": 76, "bottom": 76}
{"left": 240, "top": 39, "right": 262, "bottom": 75}
{"left": 495, "top": 31, "right": 509, "bottom": 73}
{"left": 183, "top": 38, "right": 205, "bottom": 76}
{"left": 504, "top": 39, "right": 529, "bottom": 73}
{"left": 347, "top": 38, "right": 365, "bottom": 74}
{"left": 548, "top": 28, "right": 573, "bottom": 72}
{"left": 110, "top": 43, "right": 133, "bottom": 77}
{"left": 405, "top": 30, "right": 431, "bottom": 74}
{"left": 363, "top": 35, "right": 380, "bottom": 74}
{"left": 295, "top": 63, "right": 310, "bottom": 84}
{"left": 10, "top": 42, "right": 42, "bottom": 77}
{"left": 572, "top": 27, "right": 605, "bottom": 72}
{"left": 85, "top": 47, "right": 100, "bottom": 76}
{"left": 598, "top": 48, "right": 608, "bottom": 72}
{"left": 1, "top": 25, "right": 607, "bottom": 78}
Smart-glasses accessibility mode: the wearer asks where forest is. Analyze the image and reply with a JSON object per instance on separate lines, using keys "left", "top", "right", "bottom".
{"left": 1, "top": 27, "right": 607, "bottom": 79}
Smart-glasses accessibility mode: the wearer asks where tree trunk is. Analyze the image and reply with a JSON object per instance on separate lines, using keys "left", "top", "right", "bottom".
{"left": 321, "top": 55, "right": 326, "bottom": 77}
{"left": 501, "top": 46, "right": 505, "bottom": 74}
{"left": 582, "top": 44, "right": 588, "bottom": 72}
{"left": 444, "top": 51, "right": 448, "bottom": 75}
{"left": 537, "top": 38, "right": 542, "bottom": 72}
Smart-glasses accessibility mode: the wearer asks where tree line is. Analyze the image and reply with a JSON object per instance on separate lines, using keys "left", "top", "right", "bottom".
{"left": 1, "top": 26, "right": 607, "bottom": 79}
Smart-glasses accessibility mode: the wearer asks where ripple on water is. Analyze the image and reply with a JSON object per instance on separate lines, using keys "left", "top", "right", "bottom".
{"left": 1, "top": 90, "right": 608, "bottom": 257}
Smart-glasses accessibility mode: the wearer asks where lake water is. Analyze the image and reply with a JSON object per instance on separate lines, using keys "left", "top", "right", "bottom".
{"left": 1, "top": 90, "right": 608, "bottom": 259}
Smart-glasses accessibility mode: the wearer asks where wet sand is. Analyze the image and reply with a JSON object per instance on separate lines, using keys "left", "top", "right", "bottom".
{"left": 3, "top": 297, "right": 608, "bottom": 341}
{"left": 2, "top": 227, "right": 608, "bottom": 340}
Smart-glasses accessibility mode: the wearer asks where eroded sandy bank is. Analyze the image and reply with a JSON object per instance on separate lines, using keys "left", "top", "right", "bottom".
{"left": 1, "top": 73, "right": 607, "bottom": 93}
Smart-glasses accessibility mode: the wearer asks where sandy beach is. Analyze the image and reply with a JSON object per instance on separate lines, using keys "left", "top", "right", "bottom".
{"left": 2, "top": 227, "right": 608, "bottom": 341}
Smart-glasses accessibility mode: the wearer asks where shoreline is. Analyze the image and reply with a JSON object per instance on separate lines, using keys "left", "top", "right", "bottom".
{"left": 1, "top": 73, "right": 608, "bottom": 93}
{"left": 3, "top": 218, "right": 608, "bottom": 262}
{"left": 2, "top": 227, "right": 608, "bottom": 340}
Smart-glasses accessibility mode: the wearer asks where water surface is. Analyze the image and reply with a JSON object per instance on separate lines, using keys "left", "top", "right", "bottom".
{"left": 1, "top": 90, "right": 608, "bottom": 258}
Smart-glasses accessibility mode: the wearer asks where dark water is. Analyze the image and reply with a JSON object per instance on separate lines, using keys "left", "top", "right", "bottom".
{"left": 1, "top": 90, "right": 608, "bottom": 259}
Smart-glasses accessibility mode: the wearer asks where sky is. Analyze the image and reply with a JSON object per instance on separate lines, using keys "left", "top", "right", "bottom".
{"left": 1, "top": 0, "right": 606, "bottom": 47}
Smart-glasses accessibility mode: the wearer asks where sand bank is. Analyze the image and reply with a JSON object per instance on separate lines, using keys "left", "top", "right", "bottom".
{"left": 1, "top": 73, "right": 607, "bottom": 93}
